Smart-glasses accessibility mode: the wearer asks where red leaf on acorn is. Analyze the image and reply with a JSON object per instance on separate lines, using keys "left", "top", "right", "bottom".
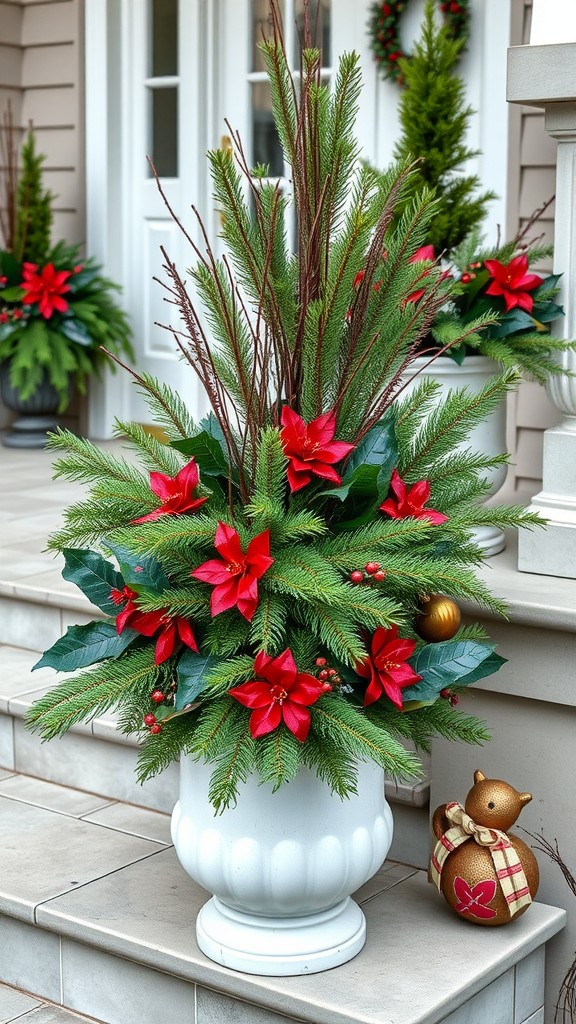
{"left": 132, "top": 457, "right": 207, "bottom": 523}
{"left": 356, "top": 625, "right": 421, "bottom": 709}
{"left": 191, "top": 522, "right": 273, "bottom": 622}
{"left": 229, "top": 648, "right": 330, "bottom": 741}
{"left": 484, "top": 254, "right": 543, "bottom": 313}
{"left": 280, "top": 406, "right": 355, "bottom": 493}
{"left": 379, "top": 468, "right": 448, "bottom": 525}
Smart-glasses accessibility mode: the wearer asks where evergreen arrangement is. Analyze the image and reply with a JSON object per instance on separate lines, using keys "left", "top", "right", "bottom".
{"left": 0, "top": 124, "right": 133, "bottom": 409}
{"left": 393, "top": 0, "right": 494, "bottom": 256}
{"left": 26, "top": 7, "right": 540, "bottom": 811}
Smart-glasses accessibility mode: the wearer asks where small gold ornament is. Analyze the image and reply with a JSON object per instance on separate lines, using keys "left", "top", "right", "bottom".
{"left": 415, "top": 593, "right": 461, "bottom": 642}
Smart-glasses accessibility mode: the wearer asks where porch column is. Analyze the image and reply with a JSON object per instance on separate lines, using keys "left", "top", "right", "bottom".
{"left": 507, "top": 7, "right": 576, "bottom": 579}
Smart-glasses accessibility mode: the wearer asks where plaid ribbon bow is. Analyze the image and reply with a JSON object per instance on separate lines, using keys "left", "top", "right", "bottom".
{"left": 430, "top": 801, "right": 532, "bottom": 917}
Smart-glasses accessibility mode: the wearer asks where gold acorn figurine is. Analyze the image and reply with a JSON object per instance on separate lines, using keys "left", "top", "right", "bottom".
{"left": 430, "top": 770, "right": 539, "bottom": 926}
{"left": 415, "top": 593, "right": 461, "bottom": 642}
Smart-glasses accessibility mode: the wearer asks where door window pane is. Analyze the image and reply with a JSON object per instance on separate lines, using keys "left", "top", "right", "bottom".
{"left": 150, "top": 0, "right": 178, "bottom": 76}
{"left": 294, "top": 0, "right": 330, "bottom": 63}
{"left": 149, "top": 87, "right": 178, "bottom": 177}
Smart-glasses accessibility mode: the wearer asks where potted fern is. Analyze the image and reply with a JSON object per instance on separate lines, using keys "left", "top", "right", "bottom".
{"left": 0, "top": 116, "right": 132, "bottom": 446}
{"left": 27, "top": 5, "right": 540, "bottom": 976}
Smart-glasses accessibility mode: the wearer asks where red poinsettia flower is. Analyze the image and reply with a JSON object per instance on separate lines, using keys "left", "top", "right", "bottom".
{"left": 229, "top": 648, "right": 330, "bottom": 741}
{"left": 20, "top": 262, "right": 71, "bottom": 319}
{"left": 131, "top": 458, "right": 207, "bottom": 524}
{"left": 404, "top": 244, "right": 436, "bottom": 304}
{"left": 280, "top": 406, "right": 355, "bottom": 493}
{"left": 484, "top": 254, "right": 543, "bottom": 313}
{"left": 356, "top": 625, "right": 421, "bottom": 709}
{"left": 111, "top": 585, "right": 198, "bottom": 665}
{"left": 379, "top": 468, "right": 448, "bottom": 525}
{"left": 191, "top": 522, "right": 273, "bottom": 622}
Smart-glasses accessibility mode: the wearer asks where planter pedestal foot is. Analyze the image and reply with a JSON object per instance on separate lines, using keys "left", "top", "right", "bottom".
{"left": 196, "top": 895, "right": 366, "bottom": 976}
{"left": 471, "top": 524, "right": 506, "bottom": 557}
{"left": 1, "top": 413, "right": 59, "bottom": 448}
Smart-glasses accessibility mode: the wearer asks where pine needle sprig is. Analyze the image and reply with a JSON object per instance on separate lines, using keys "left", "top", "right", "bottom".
{"left": 113, "top": 420, "right": 185, "bottom": 476}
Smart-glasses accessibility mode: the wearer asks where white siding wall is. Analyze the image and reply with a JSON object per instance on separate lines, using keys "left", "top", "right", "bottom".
{"left": 507, "top": 0, "right": 559, "bottom": 494}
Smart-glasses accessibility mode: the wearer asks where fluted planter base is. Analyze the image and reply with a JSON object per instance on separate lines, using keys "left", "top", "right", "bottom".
{"left": 197, "top": 894, "right": 365, "bottom": 976}
{"left": 171, "top": 757, "right": 393, "bottom": 977}
{"left": 0, "top": 364, "right": 62, "bottom": 448}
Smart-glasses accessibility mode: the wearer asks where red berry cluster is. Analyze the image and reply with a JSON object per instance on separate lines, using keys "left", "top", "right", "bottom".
{"left": 460, "top": 263, "right": 481, "bottom": 285}
{"left": 142, "top": 689, "right": 167, "bottom": 734}
{"left": 349, "top": 562, "right": 386, "bottom": 585}
{"left": 368, "top": 0, "right": 470, "bottom": 86}
{"left": 0, "top": 308, "right": 24, "bottom": 324}
{"left": 440, "top": 687, "right": 459, "bottom": 707}
{"left": 315, "top": 656, "right": 342, "bottom": 687}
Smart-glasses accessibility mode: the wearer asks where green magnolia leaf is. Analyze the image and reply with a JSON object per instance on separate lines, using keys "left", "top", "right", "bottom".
{"left": 533, "top": 274, "right": 561, "bottom": 298}
{"left": 402, "top": 640, "right": 495, "bottom": 702}
{"left": 0, "top": 286, "right": 25, "bottom": 302}
{"left": 62, "top": 548, "right": 124, "bottom": 614}
{"left": 58, "top": 317, "right": 93, "bottom": 347}
{"left": 171, "top": 429, "right": 228, "bottom": 476}
{"left": 175, "top": 649, "right": 222, "bottom": 710}
{"left": 455, "top": 651, "right": 507, "bottom": 686}
{"left": 490, "top": 309, "right": 535, "bottom": 339}
{"left": 325, "top": 415, "right": 398, "bottom": 524}
{"left": 34, "top": 621, "right": 137, "bottom": 672}
{"left": 104, "top": 539, "right": 170, "bottom": 594}
{"left": 534, "top": 301, "right": 564, "bottom": 324}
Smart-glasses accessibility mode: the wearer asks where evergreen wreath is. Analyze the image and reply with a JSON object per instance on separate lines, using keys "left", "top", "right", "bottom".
{"left": 368, "top": 0, "right": 470, "bottom": 85}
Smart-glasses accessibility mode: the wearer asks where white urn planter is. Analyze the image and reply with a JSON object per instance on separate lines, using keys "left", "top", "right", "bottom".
{"left": 171, "top": 756, "right": 393, "bottom": 976}
{"left": 400, "top": 356, "right": 508, "bottom": 556}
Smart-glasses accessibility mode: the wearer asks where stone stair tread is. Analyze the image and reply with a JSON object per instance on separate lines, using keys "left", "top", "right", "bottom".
{"left": 0, "top": 772, "right": 566, "bottom": 1024}
{"left": 0, "top": 983, "right": 98, "bottom": 1023}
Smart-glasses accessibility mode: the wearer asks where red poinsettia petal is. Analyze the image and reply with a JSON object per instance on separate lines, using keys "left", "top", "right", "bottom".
{"left": 115, "top": 605, "right": 135, "bottom": 633}
{"left": 131, "top": 508, "right": 166, "bottom": 524}
{"left": 382, "top": 661, "right": 422, "bottom": 688}
{"left": 191, "top": 558, "right": 232, "bottom": 585}
{"left": 254, "top": 650, "right": 273, "bottom": 677}
{"left": 407, "top": 479, "right": 431, "bottom": 508}
{"left": 389, "top": 468, "right": 405, "bottom": 502}
{"left": 235, "top": 576, "right": 259, "bottom": 622}
{"left": 379, "top": 498, "right": 402, "bottom": 518}
{"left": 175, "top": 617, "right": 199, "bottom": 653}
{"left": 214, "top": 521, "right": 244, "bottom": 563}
{"left": 51, "top": 295, "right": 69, "bottom": 313}
{"left": 175, "top": 457, "right": 200, "bottom": 492}
{"left": 423, "top": 508, "right": 449, "bottom": 525}
{"left": 506, "top": 254, "right": 529, "bottom": 279}
{"left": 379, "top": 677, "right": 405, "bottom": 709}
{"left": 512, "top": 291, "right": 534, "bottom": 313}
{"left": 289, "top": 673, "right": 326, "bottom": 706}
{"left": 249, "top": 702, "right": 283, "bottom": 738}
{"left": 281, "top": 701, "right": 312, "bottom": 742}
{"left": 307, "top": 409, "right": 337, "bottom": 446}
{"left": 148, "top": 471, "right": 175, "bottom": 502}
{"left": 355, "top": 655, "right": 373, "bottom": 681}
{"left": 370, "top": 625, "right": 399, "bottom": 661}
{"left": 210, "top": 578, "right": 240, "bottom": 617}
{"left": 154, "top": 622, "right": 176, "bottom": 664}
{"left": 405, "top": 287, "right": 426, "bottom": 305}
{"left": 484, "top": 259, "right": 505, "bottom": 280}
{"left": 286, "top": 463, "right": 311, "bottom": 492}
{"left": 410, "top": 245, "right": 435, "bottom": 263}
{"left": 308, "top": 462, "right": 342, "bottom": 484}
{"left": 126, "top": 608, "right": 167, "bottom": 637}
{"left": 246, "top": 529, "right": 273, "bottom": 571}
{"left": 264, "top": 648, "right": 298, "bottom": 689}
{"left": 364, "top": 673, "right": 384, "bottom": 707}
{"left": 484, "top": 280, "right": 505, "bottom": 300}
{"left": 314, "top": 440, "right": 355, "bottom": 463}
{"left": 280, "top": 405, "right": 306, "bottom": 434}
{"left": 375, "top": 636, "right": 417, "bottom": 663}
{"left": 229, "top": 681, "right": 274, "bottom": 709}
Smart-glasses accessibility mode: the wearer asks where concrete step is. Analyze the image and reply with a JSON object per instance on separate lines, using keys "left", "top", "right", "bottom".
{"left": 0, "top": 982, "right": 100, "bottom": 1023}
{"left": 0, "top": 641, "right": 432, "bottom": 866}
{"left": 0, "top": 771, "right": 564, "bottom": 1024}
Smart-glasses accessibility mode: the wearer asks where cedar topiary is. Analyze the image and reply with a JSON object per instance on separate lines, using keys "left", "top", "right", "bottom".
{"left": 14, "top": 129, "right": 54, "bottom": 264}
{"left": 394, "top": 0, "right": 495, "bottom": 255}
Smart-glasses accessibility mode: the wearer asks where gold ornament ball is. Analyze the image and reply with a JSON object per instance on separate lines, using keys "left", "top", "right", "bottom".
{"left": 415, "top": 594, "right": 461, "bottom": 642}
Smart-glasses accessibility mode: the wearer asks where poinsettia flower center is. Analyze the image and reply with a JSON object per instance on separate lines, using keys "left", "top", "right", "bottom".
{"left": 379, "top": 659, "right": 400, "bottom": 672}
{"left": 227, "top": 558, "right": 247, "bottom": 576}
{"left": 301, "top": 438, "right": 319, "bottom": 456}
{"left": 270, "top": 684, "right": 288, "bottom": 703}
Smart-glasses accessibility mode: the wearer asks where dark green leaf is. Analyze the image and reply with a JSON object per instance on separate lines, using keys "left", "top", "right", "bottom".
{"left": 176, "top": 649, "right": 221, "bottom": 709}
{"left": 171, "top": 429, "right": 229, "bottom": 476}
{"left": 34, "top": 621, "right": 137, "bottom": 672}
{"left": 533, "top": 301, "right": 564, "bottom": 324}
{"left": 62, "top": 548, "right": 124, "bottom": 614}
{"left": 58, "top": 318, "right": 93, "bottom": 347}
{"left": 402, "top": 640, "right": 495, "bottom": 702}
{"left": 489, "top": 309, "right": 535, "bottom": 339}
{"left": 104, "top": 539, "right": 170, "bottom": 593}
{"left": 455, "top": 651, "right": 507, "bottom": 686}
